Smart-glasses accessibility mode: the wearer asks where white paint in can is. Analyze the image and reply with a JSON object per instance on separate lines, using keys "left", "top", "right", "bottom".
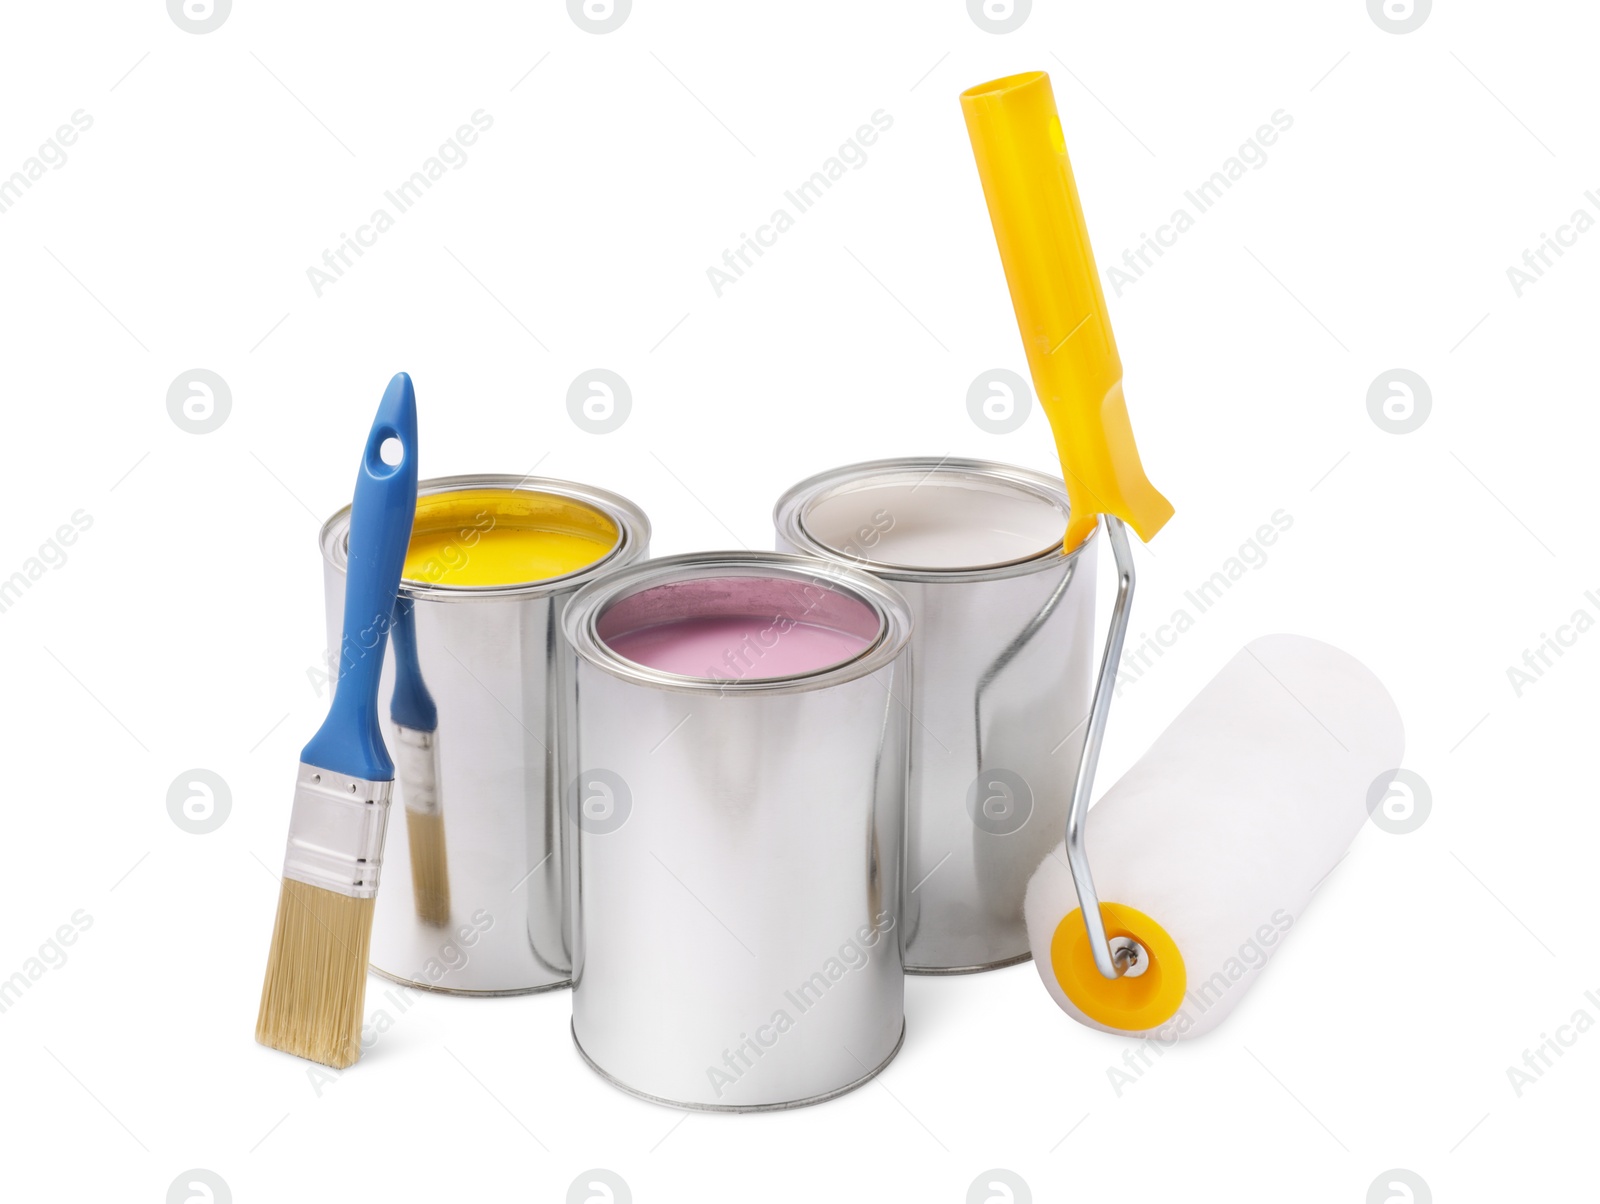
{"left": 800, "top": 473, "right": 1069, "bottom": 570}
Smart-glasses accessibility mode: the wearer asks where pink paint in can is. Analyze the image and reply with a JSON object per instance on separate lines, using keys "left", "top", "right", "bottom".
{"left": 596, "top": 574, "right": 879, "bottom": 682}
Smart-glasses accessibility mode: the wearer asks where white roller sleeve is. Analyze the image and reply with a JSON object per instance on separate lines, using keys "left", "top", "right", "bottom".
{"left": 1024, "top": 634, "right": 1404, "bottom": 1039}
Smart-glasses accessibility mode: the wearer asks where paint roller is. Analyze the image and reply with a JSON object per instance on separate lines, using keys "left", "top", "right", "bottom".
{"left": 1026, "top": 635, "right": 1404, "bottom": 1038}
{"left": 961, "top": 72, "right": 1405, "bottom": 1038}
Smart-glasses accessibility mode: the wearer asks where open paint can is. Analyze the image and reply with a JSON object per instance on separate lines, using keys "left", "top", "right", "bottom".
{"left": 563, "top": 552, "right": 913, "bottom": 1110}
{"left": 775, "top": 458, "right": 1095, "bottom": 973}
{"left": 319, "top": 473, "right": 650, "bottom": 994}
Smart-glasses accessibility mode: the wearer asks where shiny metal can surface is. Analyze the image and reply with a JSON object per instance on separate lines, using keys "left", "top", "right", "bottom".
{"left": 775, "top": 458, "right": 1095, "bottom": 973}
{"left": 320, "top": 473, "right": 650, "bottom": 994}
{"left": 564, "top": 552, "right": 913, "bottom": 1111}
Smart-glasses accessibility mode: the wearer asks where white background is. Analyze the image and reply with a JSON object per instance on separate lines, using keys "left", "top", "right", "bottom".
{"left": 1, "top": 1, "right": 1594, "bottom": 1200}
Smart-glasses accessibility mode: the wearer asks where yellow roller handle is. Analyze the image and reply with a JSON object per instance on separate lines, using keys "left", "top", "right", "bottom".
{"left": 961, "top": 71, "right": 1173, "bottom": 551}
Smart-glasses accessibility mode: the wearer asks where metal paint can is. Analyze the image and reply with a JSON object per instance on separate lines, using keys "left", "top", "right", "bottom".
{"left": 563, "top": 552, "right": 913, "bottom": 1110}
{"left": 774, "top": 458, "right": 1095, "bottom": 973}
{"left": 319, "top": 473, "right": 650, "bottom": 994}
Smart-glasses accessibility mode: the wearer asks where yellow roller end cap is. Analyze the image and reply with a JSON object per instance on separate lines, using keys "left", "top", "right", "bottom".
{"left": 1051, "top": 903, "right": 1186, "bottom": 1032}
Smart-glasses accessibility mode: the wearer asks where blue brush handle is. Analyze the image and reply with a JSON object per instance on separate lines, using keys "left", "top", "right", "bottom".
{"left": 301, "top": 372, "right": 419, "bottom": 781}
{"left": 389, "top": 597, "right": 437, "bottom": 732}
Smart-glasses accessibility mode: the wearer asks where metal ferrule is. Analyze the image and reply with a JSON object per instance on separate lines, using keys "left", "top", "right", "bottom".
{"left": 392, "top": 726, "right": 441, "bottom": 818}
{"left": 281, "top": 763, "right": 393, "bottom": 898}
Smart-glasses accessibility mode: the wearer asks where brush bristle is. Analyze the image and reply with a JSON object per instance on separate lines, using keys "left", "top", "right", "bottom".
{"left": 405, "top": 808, "right": 451, "bottom": 927}
{"left": 255, "top": 880, "right": 375, "bottom": 1068}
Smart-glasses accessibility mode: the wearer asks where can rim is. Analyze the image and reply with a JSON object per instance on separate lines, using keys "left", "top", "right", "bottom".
{"left": 563, "top": 551, "right": 914, "bottom": 695}
{"left": 319, "top": 473, "right": 652, "bottom": 601}
{"left": 773, "top": 456, "right": 1087, "bottom": 582}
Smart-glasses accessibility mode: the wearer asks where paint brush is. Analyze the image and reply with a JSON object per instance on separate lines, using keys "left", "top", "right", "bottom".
{"left": 255, "top": 372, "right": 419, "bottom": 1068}
{"left": 390, "top": 595, "right": 450, "bottom": 926}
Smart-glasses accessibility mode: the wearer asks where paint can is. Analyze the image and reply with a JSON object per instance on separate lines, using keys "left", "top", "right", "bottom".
{"left": 319, "top": 473, "right": 650, "bottom": 994}
{"left": 775, "top": 457, "right": 1095, "bottom": 973}
{"left": 563, "top": 552, "right": 913, "bottom": 1110}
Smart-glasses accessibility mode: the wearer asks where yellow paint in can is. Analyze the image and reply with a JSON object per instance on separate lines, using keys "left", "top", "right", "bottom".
{"left": 402, "top": 488, "right": 619, "bottom": 586}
